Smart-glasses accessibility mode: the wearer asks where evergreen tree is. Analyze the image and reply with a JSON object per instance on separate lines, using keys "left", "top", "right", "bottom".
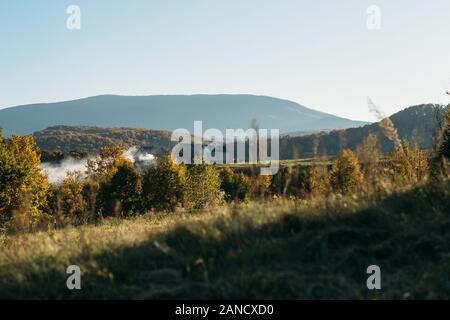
{"left": 329, "top": 149, "right": 363, "bottom": 194}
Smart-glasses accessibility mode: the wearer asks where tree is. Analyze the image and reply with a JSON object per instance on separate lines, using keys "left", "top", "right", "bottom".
{"left": 329, "top": 149, "right": 363, "bottom": 194}
{"left": 97, "top": 163, "right": 142, "bottom": 217}
{"left": 185, "top": 163, "right": 223, "bottom": 209}
{"left": 439, "top": 107, "right": 450, "bottom": 160}
{"left": 86, "top": 146, "right": 130, "bottom": 182}
{"left": 390, "top": 140, "right": 426, "bottom": 183}
{"left": 220, "top": 168, "right": 251, "bottom": 201}
{"left": 142, "top": 155, "right": 186, "bottom": 212}
{"left": 301, "top": 164, "right": 330, "bottom": 196}
{"left": 0, "top": 132, "right": 49, "bottom": 224}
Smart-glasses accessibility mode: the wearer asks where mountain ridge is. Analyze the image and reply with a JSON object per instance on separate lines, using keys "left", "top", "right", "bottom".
{"left": 280, "top": 104, "right": 444, "bottom": 159}
{"left": 0, "top": 94, "right": 368, "bottom": 136}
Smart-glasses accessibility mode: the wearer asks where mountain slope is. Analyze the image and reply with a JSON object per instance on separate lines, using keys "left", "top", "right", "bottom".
{"left": 0, "top": 94, "right": 367, "bottom": 136}
{"left": 280, "top": 104, "right": 444, "bottom": 159}
{"left": 34, "top": 125, "right": 173, "bottom": 156}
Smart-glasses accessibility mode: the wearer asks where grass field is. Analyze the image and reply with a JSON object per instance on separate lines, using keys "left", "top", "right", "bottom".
{"left": 216, "top": 158, "right": 329, "bottom": 169}
{"left": 0, "top": 179, "right": 449, "bottom": 299}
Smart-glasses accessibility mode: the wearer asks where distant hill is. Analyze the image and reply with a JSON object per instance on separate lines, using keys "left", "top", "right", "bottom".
{"left": 34, "top": 126, "right": 173, "bottom": 157}
{"left": 280, "top": 104, "right": 445, "bottom": 159}
{"left": 34, "top": 104, "right": 445, "bottom": 161}
{"left": 0, "top": 94, "right": 367, "bottom": 136}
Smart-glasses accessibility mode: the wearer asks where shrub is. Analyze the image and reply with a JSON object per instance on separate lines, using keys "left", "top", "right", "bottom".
{"left": 269, "top": 166, "right": 292, "bottom": 196}
{"left": 220, "top": 168, "right": 251, "bottom": 202}
{"left": 250, "top": 175, "right": 272, "bottom": 199}
{"left": 47, "top": 171, "right": 87, "bottom": 226}
{"left": 329, "top": 149, "right": 363, "bottom": 194}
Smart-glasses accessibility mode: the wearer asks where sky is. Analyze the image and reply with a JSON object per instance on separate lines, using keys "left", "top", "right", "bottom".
{"left": 1, "top": 0, "right": 449, "bottom": 121}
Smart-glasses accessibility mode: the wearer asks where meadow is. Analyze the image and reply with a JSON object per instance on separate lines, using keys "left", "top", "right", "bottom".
{"left": 0, "top": 177, "right": 449, "bottom": 299}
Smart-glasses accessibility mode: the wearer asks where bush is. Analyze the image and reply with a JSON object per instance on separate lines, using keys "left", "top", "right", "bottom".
{"left": 50, "top": 171, "right": 87, "bottom": 224}
{"left": 142, "top": 155, "right": 186, "bottom": 212}
{"left": 220, "top": 168, "right": 251, "bottom": 202}
{"left": 250, "top": 175, "right": 272, "bottom": 199}
{"left": 329, "top": 149, "right": 363, "bottom": 194}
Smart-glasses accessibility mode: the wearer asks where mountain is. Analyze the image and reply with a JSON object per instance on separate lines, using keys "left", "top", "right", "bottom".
{"left": 0, "top": 94, "right": 367, "bottom": 136}
{"left": 280, "top": 104, "right": 445, "bottom": 159}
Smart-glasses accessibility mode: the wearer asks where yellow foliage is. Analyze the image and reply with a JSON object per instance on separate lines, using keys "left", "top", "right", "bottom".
{"left": 329, "top": 149, "right": 363, "bottom": 194}
{"left": 0, "top": 133, "right": 49, "bottom": 224}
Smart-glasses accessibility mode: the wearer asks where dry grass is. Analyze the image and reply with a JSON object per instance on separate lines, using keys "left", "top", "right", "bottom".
{"left": 0, "top": 179, "right": 449, "bottom": 299}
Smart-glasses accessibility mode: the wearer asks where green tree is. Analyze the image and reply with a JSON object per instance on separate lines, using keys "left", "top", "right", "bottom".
{"left": 97, "top": 163, "right": 142, "bottom": 217}
{"left": 329, "top": 149, "right": 363, "bottom": 194}
{"left": 142, "top": 155, "right": 186, "bottom": 212}
{"left": 185, "top": 163, "right": 223, "bottom": 209}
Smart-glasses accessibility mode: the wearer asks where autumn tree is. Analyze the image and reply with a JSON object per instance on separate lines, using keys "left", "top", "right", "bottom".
{"left": 142, "top": 155, "right": 186, "bottom": 212}
{"left": 329, "top": 149, "right": 363, "bottom": 194}
{"left": 97, "top": 163, "right": 142, "bottom": 217}
{"left": 390, "top": 140, "right": 428, "bottom": 183}
{"left": 0, "top": 131, "right": 49, "bottom": 224}
{"left": 220, "top": 168, "right": 252, "bottom": 201}
{"left": 301, "top": 164, "right": 330, "bottom": 196}
{"left": 86, "top": 146, "right": 130, "bottom": 182}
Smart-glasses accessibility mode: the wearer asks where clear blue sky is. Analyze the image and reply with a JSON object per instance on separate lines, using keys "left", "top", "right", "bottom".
{"left": 1, "top": 0, "right": 449, "bottom": 121}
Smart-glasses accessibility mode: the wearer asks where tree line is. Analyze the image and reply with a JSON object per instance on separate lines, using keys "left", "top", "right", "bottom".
{"left": 0, "top": 106, "right": 449, "bottom": 232}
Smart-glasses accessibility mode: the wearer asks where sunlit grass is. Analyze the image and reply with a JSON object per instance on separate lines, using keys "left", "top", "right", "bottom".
{"left": 0, "top": 179, "right": 449, "bottom": 299}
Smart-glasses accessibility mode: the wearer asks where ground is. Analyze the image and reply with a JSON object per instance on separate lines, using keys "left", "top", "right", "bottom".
{"left": 0, "top": 179, "right": 449, "bottom": 299}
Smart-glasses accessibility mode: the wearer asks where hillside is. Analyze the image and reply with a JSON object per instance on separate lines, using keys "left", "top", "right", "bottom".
{"left": 0, "top": 94, "right": 367, "bottom": 136}
{"left": 280, "top": 104, "right": 444, "bottom": 159}
{"left": 33, "top": 104, "right": 444, "bottom": 160}
{"left": 34, "top": 125, "right": 174, "bottom": 157}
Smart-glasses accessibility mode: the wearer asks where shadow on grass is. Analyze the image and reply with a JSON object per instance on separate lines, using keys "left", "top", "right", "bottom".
{"left": 1, "top": 180, "right": 450, "bottom": 299}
